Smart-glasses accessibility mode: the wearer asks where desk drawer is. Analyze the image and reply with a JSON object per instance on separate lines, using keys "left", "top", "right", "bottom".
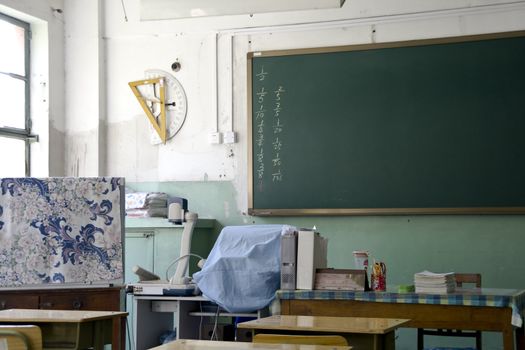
{"left": 40, "top": 290, "right": 120, "bottom": 311}
{"left": 0, "top": 295, "right": 39, "bottom": 309}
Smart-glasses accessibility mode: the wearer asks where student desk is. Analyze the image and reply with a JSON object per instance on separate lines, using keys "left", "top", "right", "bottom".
{"left": 276, "top": 288, "right": 525, "bottom": 350}
{"left": 238, "top": 315, "right": 408, "bottom": 350}
{"left": 0, "top": 308, "right": 128, "bottom": 350}
{"left": 148, "top": 339, "right": 351, "bottom": 350}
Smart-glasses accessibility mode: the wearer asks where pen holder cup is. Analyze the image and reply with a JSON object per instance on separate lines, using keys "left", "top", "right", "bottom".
{"left": 371, "top": 273, "right": 386, "bottom": 291}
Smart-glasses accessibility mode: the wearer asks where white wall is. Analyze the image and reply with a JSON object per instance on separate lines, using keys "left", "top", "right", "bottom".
{"left": 73, "top": 0, "right": 525, "bottom": 213}
{"left": 63, "top": 0, "right": 106, "bottom": 176}
{"left": 0, "top": 0, "right": 65, "bottom": 176}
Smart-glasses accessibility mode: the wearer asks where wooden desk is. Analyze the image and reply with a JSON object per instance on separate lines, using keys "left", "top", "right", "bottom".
{"left": 277, "top": 288, "right": 525, "bottom": 350}
{"left": 149, "top": 339, "right": 351, "bottom": 350}
{"left": 238, "top": 315, "right": 408, "bottom": 350}
{"left": 0, "top": 309, "right": 128, "bottom": 350}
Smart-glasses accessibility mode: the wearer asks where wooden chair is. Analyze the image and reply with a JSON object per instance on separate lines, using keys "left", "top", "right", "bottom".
{"left": 253, "top": 333, "right": 349, "bottom": 346}
{"left": 417, "top": 273, "right": 482, "bottom": 350}
{"left": 0, "top": 325, "right": 43, "bottom": 350}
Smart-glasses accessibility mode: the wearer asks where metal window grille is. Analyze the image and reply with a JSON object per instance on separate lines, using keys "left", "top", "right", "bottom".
{"left": 0, "top": 12, "right": 37, "bottom": 176}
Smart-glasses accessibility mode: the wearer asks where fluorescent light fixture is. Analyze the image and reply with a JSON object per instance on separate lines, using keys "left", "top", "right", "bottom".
{"left": 141, "top": 0, "right": 346, "bottom": 20}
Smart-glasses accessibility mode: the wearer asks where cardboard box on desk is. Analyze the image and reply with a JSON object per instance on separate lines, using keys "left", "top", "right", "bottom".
{"left": 314, "top": 268, "right": 370, "bottom": 291}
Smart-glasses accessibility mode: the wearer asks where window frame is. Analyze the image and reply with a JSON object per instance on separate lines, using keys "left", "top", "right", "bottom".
{"left": 0, "top": 12, "right": 37, "bottom": 176}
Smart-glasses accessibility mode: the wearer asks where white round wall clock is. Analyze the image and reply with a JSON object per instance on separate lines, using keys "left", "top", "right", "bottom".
{"left": 144, "top": 69, "right": 188, "bottom": 145}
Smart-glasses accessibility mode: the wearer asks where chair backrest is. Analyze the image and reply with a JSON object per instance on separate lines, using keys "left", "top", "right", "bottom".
{"left": 253, "top": 334, "right": 349, "bottom": 346}
{"left": 0, "top": 325, "right": 43, "bottom": 350}
{"left": 455, "top": 273, "right": 481, "bottom": 288}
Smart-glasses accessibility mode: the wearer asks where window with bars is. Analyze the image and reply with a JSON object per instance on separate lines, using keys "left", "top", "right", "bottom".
{"left": 0, "top": 12, "right": 37, "bottom": 177}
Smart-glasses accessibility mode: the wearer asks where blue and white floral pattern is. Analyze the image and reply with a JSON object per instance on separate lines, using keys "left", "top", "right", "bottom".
{"left": 0, "top": 205, "right": 4, "bottom": 230}
{"left": 0, "top": 177, "right": 124, "bottom": 287}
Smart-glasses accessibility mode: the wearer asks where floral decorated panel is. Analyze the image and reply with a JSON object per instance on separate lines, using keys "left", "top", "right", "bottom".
{"left": 0, "top": 177, "right": 124, "bottom": 287}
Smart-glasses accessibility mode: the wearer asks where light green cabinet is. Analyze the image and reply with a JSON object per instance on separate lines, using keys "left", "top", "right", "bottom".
{"left": 125, "top": 231, "right": 155, "bottom": 284}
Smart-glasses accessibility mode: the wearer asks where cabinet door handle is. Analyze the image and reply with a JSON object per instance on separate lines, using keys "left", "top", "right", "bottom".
{"left": 0, "top": 300, "right": 5, "bottom": 309}
{"left": 73, "top": 300, "right": 83, "bottom": 309}
{"left": 40, "top": 302, "right": 53, "bottom": 308}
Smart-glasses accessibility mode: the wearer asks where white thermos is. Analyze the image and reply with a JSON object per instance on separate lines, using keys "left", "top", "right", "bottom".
{"left": 168, "top": 202, "right": 184, "bottom": 224}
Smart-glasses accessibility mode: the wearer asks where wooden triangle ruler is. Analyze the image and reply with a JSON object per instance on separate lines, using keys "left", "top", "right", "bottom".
{"left": 129, "top": 77, "right": 167, "bottom": 144}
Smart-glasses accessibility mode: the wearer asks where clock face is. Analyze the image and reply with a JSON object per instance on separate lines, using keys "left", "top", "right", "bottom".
{"left": 144, "top": 69, "right": 188, "bottom": 144}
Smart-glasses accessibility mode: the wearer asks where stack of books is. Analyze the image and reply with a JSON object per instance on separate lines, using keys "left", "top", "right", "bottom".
{"left": 414, "top": 271, "right": 456, "bottom": 294}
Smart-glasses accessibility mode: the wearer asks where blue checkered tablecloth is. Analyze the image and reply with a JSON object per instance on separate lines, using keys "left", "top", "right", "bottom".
{"left": 275, "top": 288, "right": 525, "bottom": 327}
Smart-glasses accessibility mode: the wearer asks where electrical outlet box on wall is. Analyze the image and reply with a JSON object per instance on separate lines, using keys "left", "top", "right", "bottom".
{"left": 209, "top": 132, "right": 222, "bottom": 144}
{"left": 223, "top": 131, "right": 236, "bottom": 144}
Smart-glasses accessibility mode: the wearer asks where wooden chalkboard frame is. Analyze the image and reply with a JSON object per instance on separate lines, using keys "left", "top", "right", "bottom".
{"left": 247, "top": 31, "right": 525, "bottom": 216}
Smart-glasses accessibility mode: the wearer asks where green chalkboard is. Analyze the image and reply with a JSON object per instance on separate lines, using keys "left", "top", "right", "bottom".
{"left": 247, "top": 31, "right": 525, "bottom": 216}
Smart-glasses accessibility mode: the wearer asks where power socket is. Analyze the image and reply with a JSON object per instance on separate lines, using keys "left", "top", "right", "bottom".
{"left": 223, "top": 131, "right": 237, "bottom": 144}
{"left": 209, "top": 132, "right": 222, "bottom": 144}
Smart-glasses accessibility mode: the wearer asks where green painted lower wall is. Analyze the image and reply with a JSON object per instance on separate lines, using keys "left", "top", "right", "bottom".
{"left": 128, "top": 180, "right": 524, "bottom": 350}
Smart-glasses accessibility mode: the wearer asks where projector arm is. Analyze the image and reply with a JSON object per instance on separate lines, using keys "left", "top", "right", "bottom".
{"left": 132, "top": 212, "right": 199, "bottom": 284}
{"left": 169, "top": 212, "right": 198, "bottom": 285}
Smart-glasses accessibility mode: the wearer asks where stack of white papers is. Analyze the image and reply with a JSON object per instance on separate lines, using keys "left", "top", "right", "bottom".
{"left": 414, "top": 270, "right": 456, "bottom": 294}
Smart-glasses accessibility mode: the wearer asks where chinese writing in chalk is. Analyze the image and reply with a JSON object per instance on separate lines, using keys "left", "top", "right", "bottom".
{"left": 256, "top": 87, "right": 267, "bottom": 104}
{"left": 271, "top": 86, "right": 285, "bottom": 182}
{"left": 255, "top": 67, "right": 267, "bottom": 188}
{"left": 256, "top": 94, "right": 265, "bottom": 181}
{"left": 255, "top": 67, "right": 268, "bottom": 81}
{"left": 254, "top": 64, "right": 286, "bottom": 192}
